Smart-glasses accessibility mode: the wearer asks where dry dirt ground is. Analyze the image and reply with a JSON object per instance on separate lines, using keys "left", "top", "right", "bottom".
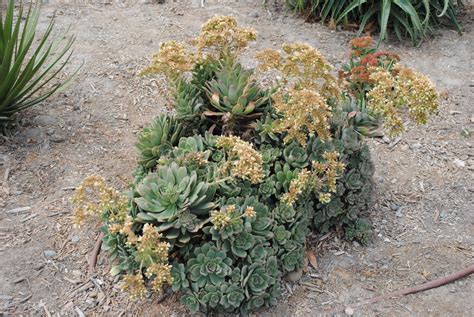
{"left": 0, "top": 1, "right": 473, "bottom": 316}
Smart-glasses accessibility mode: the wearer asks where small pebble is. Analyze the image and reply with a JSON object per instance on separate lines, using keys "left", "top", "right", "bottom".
{"left": 453, "top": 158, "right": 465, "bottom": 168}
{"left": 70, "top": 235, "right": 80, "bottom": 243}
{"left": 345, "top": 307, "right": 355, "bottom": 315}
{"left": 286, "top": 269, "right": 303, "bottom": 282}
{"left": 44, "top": 250, "right": 57, "bottom": 258}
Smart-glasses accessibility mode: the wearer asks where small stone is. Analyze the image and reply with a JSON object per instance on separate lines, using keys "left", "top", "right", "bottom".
{"left": 70, "top": 235, "right": 80, "bottom": 243}
{"left": 453, "top": 158, "right": 465, "bottom": 168}
{"left": 410, "top": 143, "right": 422, "bottom": 150}
{"left": 44, "top": 250, "right": 57, "bottom": 258}
{"left": 390, "top": 203, "right": 401, "bottom": 211}
{"left": 249, "top": 12, "right": 259, "bottom": 18}
{"left": 286, "top": 269, "right": 303, "bottom": 282}
{"left": 50, "top": 133, "right": 66, "bottom": 143}
{"left": 345, "top": 307, "right": 355, "bottom": 316}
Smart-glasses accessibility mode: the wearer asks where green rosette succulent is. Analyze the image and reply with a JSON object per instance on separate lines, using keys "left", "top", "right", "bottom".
{"left": 259, "top": 144, "right": 282, "bottom": 164}
{"left": 181, "top": 291, "right": 200, "bottom": 314}
{"left": 135, "top": 114, "right": 184, "bottom": 170}
{"left": 274, "top": 162, "right": 298, "bottom": 193}
{"left": 273, "top": 225, "right": 291, "bottom": 246}
{"left": 174, "top": 79, "right": 203, "bottom": 123}
{"left": 199, "top": 284, "right": 221, "bottom": 309}
{"left": 204, "top": 58, "right": 271, "bottom": 132}
{"left": 219, "top": 283, "right": 245, "bottom": 310}
{"left": 273, "top": 203, "right": 297, "bottom": 223}
{"left": 242, "top": 262, "right": 272, "bottom": 296}
{"left": 134, "top": 162, "right": 216, "bottom": 246}
{"left": 258, "top": 176, "right": 276, "bottom": 199}
{"left": 344, "top": 218, "right": 372, "bottom": 245}
{"left": 229, "top": 232, "right": 256, "bottom": 258}
{"left": 281, "top": 248, "right": 305, "bottom": 272}
{"left": 283, "top": 141, "right": 309, "bottom": 169}
{"left": 171, "top": 263, "right": 189, "bottom": 292}
{"left": 241, "top": 294, "right": 269, "bottom": 315}
{"left": 187, "top": 242, "right": 233, "bottom": 287}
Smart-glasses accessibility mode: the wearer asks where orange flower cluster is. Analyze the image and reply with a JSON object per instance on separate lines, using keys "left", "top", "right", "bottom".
{"left": 349, "top": 36, "right": 374, "bottom": 56}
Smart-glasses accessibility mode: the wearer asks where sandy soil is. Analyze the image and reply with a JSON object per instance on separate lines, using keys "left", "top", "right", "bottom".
{"left": 0, "top": 1, "right": 473, "bottom": 316}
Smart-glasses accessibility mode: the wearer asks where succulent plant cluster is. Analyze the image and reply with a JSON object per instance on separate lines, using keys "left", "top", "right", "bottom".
{"left": 73, "top": 17, "right": 440, "bottom": 315}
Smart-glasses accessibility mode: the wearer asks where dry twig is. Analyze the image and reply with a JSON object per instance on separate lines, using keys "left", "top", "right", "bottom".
{"left": 325, "top": 264, "right": 474, "bottom": 314}
{"left": 88, "top": 232, "right": 105, "bottom": 276}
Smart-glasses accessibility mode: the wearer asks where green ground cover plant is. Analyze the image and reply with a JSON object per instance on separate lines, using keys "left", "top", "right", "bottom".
{"left": 73, "top": 16, "right": 439, "bottom": 314}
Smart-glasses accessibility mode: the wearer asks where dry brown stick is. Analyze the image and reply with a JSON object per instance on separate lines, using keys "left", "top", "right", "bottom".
{"left": 88, "top": 232, "right": 105, "bottom": 275}
{"left": 325, "top": 264, "right": 474, "bottom": 314}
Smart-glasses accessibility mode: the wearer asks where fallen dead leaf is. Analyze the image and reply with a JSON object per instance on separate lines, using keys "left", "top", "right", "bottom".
{"left": 306, "top": 249, "right": 318, "bottom": 270}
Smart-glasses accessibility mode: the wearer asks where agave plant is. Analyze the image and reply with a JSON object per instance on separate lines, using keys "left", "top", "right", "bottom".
{"left": 204, "top": 57, "right": 271, "bottom": 132}
{"left": 0, "top": 0, "right": 79, "bottom": 130}
{"left": 134, "top": 162, "right": 216, "bottom": 246}
{"left": 288, "top": 0, "right": 464, "bottom": 44}
{"left": 135, "top": 114, "right": 184, "bottom": 169}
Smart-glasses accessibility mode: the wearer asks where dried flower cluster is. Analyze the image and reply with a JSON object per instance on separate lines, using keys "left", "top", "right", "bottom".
{"left": 72, "top": 175, "right": 127, "bottom": 227}
{"left": 256, "top": 43, "right": 340, "bottom": 100}
{"left": 349, "top": 36, "right": 374, "bottom": 56}
{"left": 121, "top": 274, "right": 147, "bottom": 300}
{"left": 210, "top": 204, "right": 256, "bottom": 230}
{"left": 395, "top": 66, "right": 439, "bottom": 125}
{"left": 216, "top": 135, "right": 264, "bottom": 184}
{"left": 281, "top": 169, "right": 311, "bottom": 205}
{"left": 313, "top": 151, "right": 346, "bottom": 195}
{"left": 194, "top": 15, "right": 257, "bottom": 58}
{"left": 272, "top": 89, "right": 332, "bottom": 146}
{"left": 282, "top": 151, "right": 345, "bottom": 205}
{"left": 120, "top": 224, "right": 173, "bottom": 298}
{"left": 367, "top": 65, "right": 438, "bottom": 135}
{"left": 141, "top": 41, "right": 195, "bottom": 80}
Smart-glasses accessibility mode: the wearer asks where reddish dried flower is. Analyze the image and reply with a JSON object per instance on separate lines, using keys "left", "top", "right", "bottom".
{"left": 349, "top": 36, "right": 374, "bottom": 56}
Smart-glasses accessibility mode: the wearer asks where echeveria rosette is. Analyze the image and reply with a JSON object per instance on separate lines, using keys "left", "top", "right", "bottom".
{"left": 273, "top": 203, "right": 297, "bottom": 223}
{"left": 223, "top": 196, "right": 273, "bottom": 242}
{"left": 241, "top": 294, "right": 269, "bottom": 315}
{"left": 219, "top": 283, "right": 246, "bottom": 311}
{"left": 259, "top": 144, "right": 282, "bottom": 164}
{"left": 230, "top": 232, "right": 256, "bottom": 258}
{"left": 135, "top": 114, "right": 184, "bottom": 170}
{"left": 242, "top": 263, "right": 271, "bottom": 296}
{"left": 345, "top": 169, "right": 364, "bottom": 190}
{"left": 274, "top": 162, "right": 298, "bottom": 193}
{"left": 133, "top": 162, "right": 216, "bottom": 246}
{"left": 187, "top": 243, "right": 233, "bottom": 287}
{"left": 171, "top": 263, "right": 189, "bottom": 292}
{"left": 258, "top": 177, "right": 277, "bottom": 199}
{"left": 199, "top": 284, "right": 221, "bottom": 309}
{"left": 249, "top": 244, "right": 268, "bottom": 263}
{"left": 181, "top": 291, "right": 200, "bottom": 314}
{"left": 281, "top": 248, "right": 305, "bottom": 272}
{"left": 283, "top": 141, "right": 309, "bottom": 169}
{"left": 273, "top": 225, "right": 291, "bottom": 246}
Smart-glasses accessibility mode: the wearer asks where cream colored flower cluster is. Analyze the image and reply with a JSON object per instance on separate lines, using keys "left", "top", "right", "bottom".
{"left": 272, "top": 89, "right": 332, "bottom": 147}
{"left": 72, "top": 175, "right": 127, "bottom": 228}
{"left": 141, "top": 41, "right": 195, "bottom": 80}
{"left": 216, "top": 135, "right": 264, "bottom": 184}
{"left": 194, "top": 15, "right": 257, "bottom": 58}
{"left": 121, "top": 224, "right": 173, "bottom": 298}
{"left": 210, "top": 204, "right": 256, "bottom": 230}
{"left": 282, "top": 151, "right": 345, "bottom": 205}
{"left": 367, "top": 65, "right": 439, "bottom": 136}
{"left": 256, "top": 43, "right": 340, "bottom": 100}
{"left": 281, "top": 169, "right": 311, "bottom": 205}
